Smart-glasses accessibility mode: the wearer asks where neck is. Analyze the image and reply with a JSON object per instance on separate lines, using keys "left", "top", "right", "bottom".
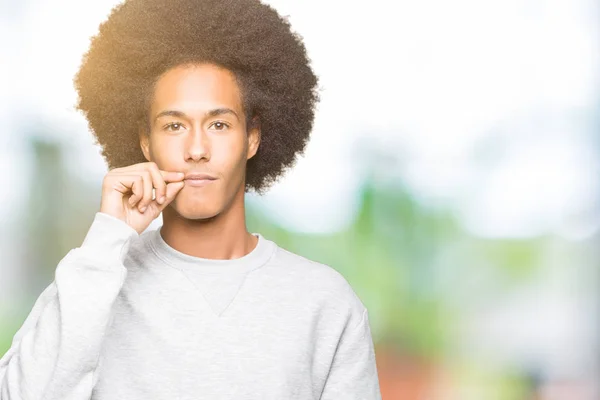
{"left": 159, "top": 186, "right": 257, "bottom": 260}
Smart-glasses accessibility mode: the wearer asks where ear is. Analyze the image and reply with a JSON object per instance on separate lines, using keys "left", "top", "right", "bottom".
{"left": 139, "top": 125, "right": 152, "bottom": 162}
{"left": 246, "top": 116, "right": 261, "bottom": 160}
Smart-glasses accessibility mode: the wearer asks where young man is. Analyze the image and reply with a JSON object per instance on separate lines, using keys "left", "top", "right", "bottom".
{"left": 0, "top": 0, "right": 382, "bottom": 399}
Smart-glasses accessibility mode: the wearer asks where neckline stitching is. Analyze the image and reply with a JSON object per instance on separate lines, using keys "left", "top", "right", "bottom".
{"left": 144, "top": 230, "right": 275, "bottom": 276}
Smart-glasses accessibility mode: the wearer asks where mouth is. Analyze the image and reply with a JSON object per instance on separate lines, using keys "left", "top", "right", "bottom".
{"left": 184, "top": 178, "right": 216, "bottom": 187}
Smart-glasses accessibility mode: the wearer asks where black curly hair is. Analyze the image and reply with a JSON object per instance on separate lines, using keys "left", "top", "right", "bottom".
{"left": 73, "top": 0, "right": 319, "bottom": 195}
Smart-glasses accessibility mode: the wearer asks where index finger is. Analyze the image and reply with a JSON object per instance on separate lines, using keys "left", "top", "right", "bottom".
{"left": 160, "top": 170, "right": 185, "bottom": 182}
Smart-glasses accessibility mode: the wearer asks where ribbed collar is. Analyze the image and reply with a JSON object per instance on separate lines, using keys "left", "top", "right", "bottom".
{"left": 145, "top": 227, "right": 277, "bottom": 275}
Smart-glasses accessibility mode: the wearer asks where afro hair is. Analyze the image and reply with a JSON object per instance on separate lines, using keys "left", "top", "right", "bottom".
{"left": 74, "top": 0, "right": 320, "bottom": 195}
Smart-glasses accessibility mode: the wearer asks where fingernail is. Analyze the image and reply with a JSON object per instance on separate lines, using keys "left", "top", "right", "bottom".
{"left": 140, "top": 206, "right": 147, "bottom": 213}
{"left": 159, "top": 196, "right": 165, "bottom": 204}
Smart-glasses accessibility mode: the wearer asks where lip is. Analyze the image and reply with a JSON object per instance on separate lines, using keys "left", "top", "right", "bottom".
{"left": 184, "top": 178, "right": 215, "bottom": 187}
{"left": 183, "top": 173, "right": 217, "bottom": 188}
{"left": 184, "top": 173, "right": 217, "bottom": 180}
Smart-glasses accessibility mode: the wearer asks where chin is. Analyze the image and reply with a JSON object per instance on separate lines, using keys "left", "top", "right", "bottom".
{"left": 169, "top": 199, "right": 221, "bottom": 221}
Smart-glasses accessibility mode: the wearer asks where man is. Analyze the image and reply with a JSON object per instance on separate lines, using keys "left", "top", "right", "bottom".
{"left": 0, "top": 0, "right": 382, "bottom": 399}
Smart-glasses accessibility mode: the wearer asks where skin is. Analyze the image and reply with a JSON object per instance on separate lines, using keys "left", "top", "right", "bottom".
{"left": 139, "top": 63, "right": 261, "bottom": 260}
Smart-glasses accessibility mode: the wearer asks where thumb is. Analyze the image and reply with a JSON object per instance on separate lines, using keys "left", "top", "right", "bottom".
{"left": 159, "top": 181, "right": 185, "bottom": 210}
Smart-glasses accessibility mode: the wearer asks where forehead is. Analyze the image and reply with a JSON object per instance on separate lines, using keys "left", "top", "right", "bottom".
{"left": 150, "top": 63, "right": 242, "bottom": 116}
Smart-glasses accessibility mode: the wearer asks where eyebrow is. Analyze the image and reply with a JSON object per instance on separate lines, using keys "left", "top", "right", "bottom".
{"left": 154, "top": 108, "right": 239, "bottom": 122}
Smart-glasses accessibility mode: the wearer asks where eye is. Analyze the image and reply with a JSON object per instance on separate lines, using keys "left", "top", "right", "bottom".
{"left": 164, "top": 122, "right": 184, "bottom": 131}
{"left": 210, "top": 121, "right": 230, "bottom": 131}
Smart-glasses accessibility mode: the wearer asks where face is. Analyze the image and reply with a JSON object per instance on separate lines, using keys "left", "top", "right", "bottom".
{"left": 140, "top": 63, "right": 260, "bottom": 220}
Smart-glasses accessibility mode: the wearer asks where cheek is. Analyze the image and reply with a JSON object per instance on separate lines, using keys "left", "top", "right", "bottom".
{"left": 150, "top": 138, "right": 182, "bottom": 165}
{"left": 214, "top": 137, "right": 248, "bottom": 169}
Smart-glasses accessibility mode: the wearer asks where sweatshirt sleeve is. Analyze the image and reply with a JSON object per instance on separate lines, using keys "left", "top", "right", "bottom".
{"left": 0, "top": 212, "right": 138, "bottom": 400}
{"left": 319, "top": 308, "right": 383, "bottom": 400}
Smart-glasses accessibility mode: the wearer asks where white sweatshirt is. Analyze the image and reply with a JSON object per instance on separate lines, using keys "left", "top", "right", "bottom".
{"left": 0, "top": 212, "right": 382, "bottom": 399}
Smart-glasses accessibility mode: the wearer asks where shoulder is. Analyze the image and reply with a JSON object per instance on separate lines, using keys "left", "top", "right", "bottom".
{"left": 267, "top": 244, "right": 367, "bottom": 328}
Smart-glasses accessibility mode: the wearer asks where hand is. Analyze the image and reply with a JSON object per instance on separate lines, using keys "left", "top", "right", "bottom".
{"left": 99, "top": 162, "right": 185, "bottom": 234}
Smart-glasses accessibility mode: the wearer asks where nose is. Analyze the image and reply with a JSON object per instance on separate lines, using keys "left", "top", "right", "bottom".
{"left": 185, "top": 126, "right": 210, "bottom": 162}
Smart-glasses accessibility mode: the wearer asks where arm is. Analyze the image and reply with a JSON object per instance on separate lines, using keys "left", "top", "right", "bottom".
{"left": 319, "top": 309, "right": 382, "bottom": 400}
{"left": 0, "top": 212, "right": 138, "bottom": 400}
